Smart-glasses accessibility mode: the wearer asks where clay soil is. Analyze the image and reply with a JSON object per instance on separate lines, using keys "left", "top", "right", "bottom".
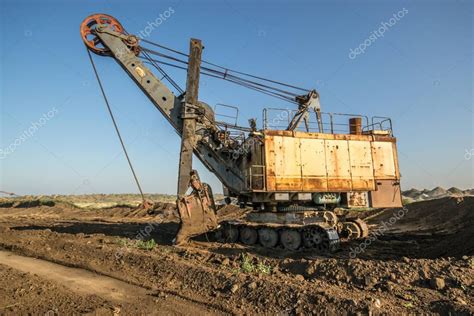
{"left": 0, "top": 196, "right": 472, "bottom": 315}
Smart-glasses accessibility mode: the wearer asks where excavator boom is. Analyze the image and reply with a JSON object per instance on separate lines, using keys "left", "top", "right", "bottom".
{"left": 81, "top": 14, "right": 227, "bottom": 242}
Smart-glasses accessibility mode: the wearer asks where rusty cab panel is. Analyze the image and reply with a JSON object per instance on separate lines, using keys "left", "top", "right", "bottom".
{"left": 258, "top": 126, "right": 402, "bottom": 208}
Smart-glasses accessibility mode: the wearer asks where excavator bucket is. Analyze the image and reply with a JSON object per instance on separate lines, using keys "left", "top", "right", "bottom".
{"left": 175, "top": 171, "right": 219, "bottom": 245}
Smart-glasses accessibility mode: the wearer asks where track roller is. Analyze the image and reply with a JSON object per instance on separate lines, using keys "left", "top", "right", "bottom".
{"left": 216, "top": 222, "right": 340, "bottom": 253}
{"left": 280, "top": 229, "right": 302, "bottom": 250}
{"left": 216, "top": 224, "right": 239, "bottom": 243}
{"left": 258, "top": 228, "right": 279, "bottom": 248}
{"left": 240, "top": 227, "right": 258, "bottom": 245}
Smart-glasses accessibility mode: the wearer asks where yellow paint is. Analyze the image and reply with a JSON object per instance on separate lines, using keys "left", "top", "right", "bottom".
{"left": 264, "top": 133, "right": 398, "bottom": 192}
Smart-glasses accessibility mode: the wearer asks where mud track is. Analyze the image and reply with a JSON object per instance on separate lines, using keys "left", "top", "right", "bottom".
{"left": 0, "top": 197, "right": 472, "bottom": 314}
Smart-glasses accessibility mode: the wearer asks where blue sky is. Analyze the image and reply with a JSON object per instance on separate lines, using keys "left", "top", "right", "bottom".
{"left": 1, "top": 0, "right": 472, "bottom": 195}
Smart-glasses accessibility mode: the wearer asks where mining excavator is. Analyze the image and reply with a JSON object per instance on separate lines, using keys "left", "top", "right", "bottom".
{"left": 81, "top": 14, "right": 402, "bottom": 251}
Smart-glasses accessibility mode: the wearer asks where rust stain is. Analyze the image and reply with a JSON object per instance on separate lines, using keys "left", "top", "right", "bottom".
{"left": 264, "top": 130, "right": 396, "bottom": 142}
{"left": 263, "top": 132, "right": 399, "bottom": 193}
{"left": 302, "top": 178, "right": 328, "bottom": 192}
{"left": 348, "top": 192, "right": 369, "bottom": 207}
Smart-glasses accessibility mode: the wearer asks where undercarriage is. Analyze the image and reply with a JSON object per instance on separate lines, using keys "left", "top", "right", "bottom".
{"left": 215, "top": 208, "right": 369, "bottom": 252}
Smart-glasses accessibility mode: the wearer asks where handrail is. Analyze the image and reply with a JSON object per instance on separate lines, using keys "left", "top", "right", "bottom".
{"left": 262, "top": 107, "right": 394, "bottom": 135}
{"left": 263, "top": 108, "right": 292, "bottom": 129}
{"left": 214, "top": 103, "right": 239, "bottom": 126}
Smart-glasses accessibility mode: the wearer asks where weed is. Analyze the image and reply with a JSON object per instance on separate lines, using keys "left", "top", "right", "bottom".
{"left": 116, "top": 238, "right": 156, "bottom": 251}
{"left": 239, "top": 253, "right": 272, "bottom": 274}
{"left": 136, "top": 239, "right": 157, "bottom": 250}
{"left": 256, "top": 261, "right": 272, "bottom": 274}
{"left": 241, "top": 253, "right": 255, "bottom": 273}
{"left": 231, "top": 268, "right": 241, "bottom": 275}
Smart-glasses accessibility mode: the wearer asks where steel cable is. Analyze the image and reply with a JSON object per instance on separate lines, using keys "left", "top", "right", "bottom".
{"left": 141, "top": 50, "right": 184, "bottom": 94}
{"left": 139, "top": 51, "right": 300, "bottom": 103}
{"left": 141, "top": 47, "right": 300, "bottom": 96}
{"left": 141, "top": 38, "right": 310, "bottom": 93}
{"left": 141, "top": 58, "right": 298, "bottom": 104}
{"left": 86, "top": 48, "right": 148, "bottom": 205}
{"left": 139, "top": 42, "right": 309, "bottom": 104}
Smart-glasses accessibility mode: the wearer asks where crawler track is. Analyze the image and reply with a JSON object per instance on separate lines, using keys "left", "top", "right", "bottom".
{"left": 216, "top": 222, "right": 341, "bottom": 252}
{"left": 213, "top": 208, "right": 370, "bottom": 253}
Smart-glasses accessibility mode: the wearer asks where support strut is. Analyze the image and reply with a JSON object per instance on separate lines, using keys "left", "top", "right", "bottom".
{"left": 175, "top": 39, "right": 218, "bottom": 244}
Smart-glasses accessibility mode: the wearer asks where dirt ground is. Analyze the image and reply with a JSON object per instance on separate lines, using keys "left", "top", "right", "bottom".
{"left": 0, "top": 196, "right": 472, "bottom": 315}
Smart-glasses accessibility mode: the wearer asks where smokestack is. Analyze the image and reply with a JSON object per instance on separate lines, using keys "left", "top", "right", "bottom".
{"left": 349, "top": 117, "right": 362, "bottom": 135}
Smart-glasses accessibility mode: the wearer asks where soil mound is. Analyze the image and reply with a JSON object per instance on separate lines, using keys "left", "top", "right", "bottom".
{"left": 369, "top": 197, "right": 474, "bottom": 257}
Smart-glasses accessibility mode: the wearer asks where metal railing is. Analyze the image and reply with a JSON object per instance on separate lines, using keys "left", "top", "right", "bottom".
{"left": 262, "top": 108, "right": 292, "bottom": 130}
{"left": 262, "top": 107, "right": 392, "bottom": 136}
{"left": 320, "top": 112, "right": 369, "bottom": 134}
{"left": 214, "top": 103, "right": 239, "bottom": 126}
{"left": 362, "top": 116, "right": 393, "bottom": 134}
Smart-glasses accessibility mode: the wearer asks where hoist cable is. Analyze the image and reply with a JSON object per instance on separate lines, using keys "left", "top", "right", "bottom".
{"left": 141, "top": 59, "right": 188, "bottom": 71}
{"left": 141, "top": 58, "right": 298, "bottom": 104}
{"left": 201, "top": 60, "right": 310, "bottom": 94}
{"left": 141, "top": 47, "right": 300, "bottom": 97}
{"left": 141, "top": 38, "right": 189, "bottom": 57}
{"left": 141, "top": 50, "right": 184, "bottom": 94}
{"left": 86, "top": 48, "right": 147, "bottom": 204}
{"left": 141, "top": 38, "right": 310, "bottom": 93}
{"left": 139, "top": 52, "right": 300, "bottom": 100}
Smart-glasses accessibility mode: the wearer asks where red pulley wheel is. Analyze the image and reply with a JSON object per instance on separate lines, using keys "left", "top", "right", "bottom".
{"left": 80, "top": 13, "right": 124, "bottom": 55}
